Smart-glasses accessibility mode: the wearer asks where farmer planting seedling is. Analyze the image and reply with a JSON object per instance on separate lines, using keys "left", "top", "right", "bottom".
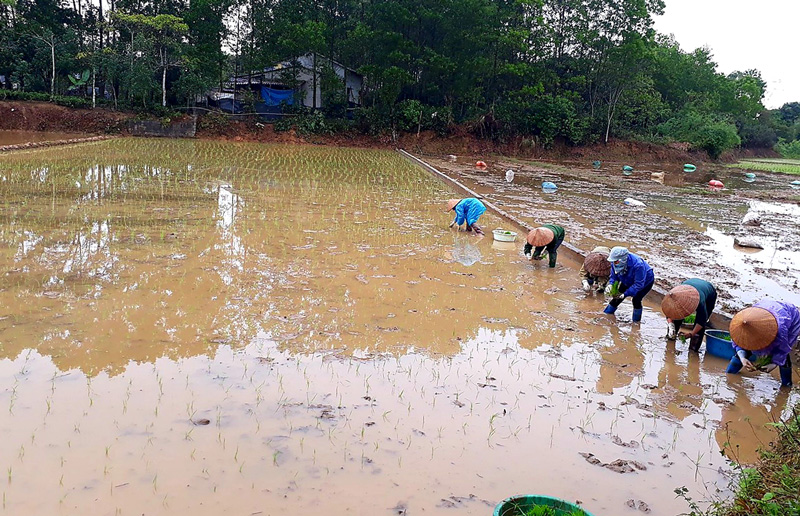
{"left": 603, "top": 246, "right": 654, "bottom": 323}
{"left": 579, "top": 246, "right": 611, "bottom": 293}
{"left": 726, "top": 299, "right": 800, "bottom": 387}
{"left": 661, "top": 279, "right": 717, "bottom": 352}
{"left": 446, "top": 197, "right": 486, "bottom": 235}
{"left": 523, "top": 224, "right": 565, "bottom": 268}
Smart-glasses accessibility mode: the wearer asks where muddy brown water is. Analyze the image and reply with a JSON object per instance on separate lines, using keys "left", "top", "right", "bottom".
{"left": 0, "top": 129, "right": 90, "bottom": 146}
{"left": 0, "top": 139, "right": 796, "bottom": 516}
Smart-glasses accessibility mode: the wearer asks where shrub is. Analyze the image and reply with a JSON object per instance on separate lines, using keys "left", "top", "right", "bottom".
{"left": 775, "top": 138, "right": 800, "bottom": 159}
{"left": 658, "top": 109, "right": 741, "bottom": 159}
{"left": 0, "top": 90, "right": 91, "bottom": 109}
{"left": 697, "top": 122, "right": 741, "bottom": 159}
{"left": 495, "top": 91, "right": 588, "bottom": 146}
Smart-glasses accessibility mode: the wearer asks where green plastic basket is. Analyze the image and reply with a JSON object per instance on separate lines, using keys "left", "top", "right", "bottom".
{"left": 493, "top": 495, "right": 596, "bottom": 516}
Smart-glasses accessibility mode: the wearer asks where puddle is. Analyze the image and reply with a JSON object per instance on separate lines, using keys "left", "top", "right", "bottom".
{"left": 0, "top": 129, "right": 90, "bottom": 146}
{"left": 0, "top": 139, "right": 793, "bottom": 516}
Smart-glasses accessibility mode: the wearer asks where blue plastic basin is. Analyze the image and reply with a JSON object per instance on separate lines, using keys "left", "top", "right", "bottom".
{"left": 493, "top": 495, "right": 595, "bottom": 516}
{"left": 705, "top": 330, "right": 735, "bottom": 360}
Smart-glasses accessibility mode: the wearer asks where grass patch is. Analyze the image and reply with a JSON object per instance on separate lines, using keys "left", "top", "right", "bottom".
{"left": 677, "top": 405, "right": 800, "bottom": 515}
{"left": 727, "top": 159, "right": 800, "bottom": 176}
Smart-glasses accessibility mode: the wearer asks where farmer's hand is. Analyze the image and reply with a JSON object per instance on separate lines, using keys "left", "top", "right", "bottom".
{"left": 582, "top": 280, "right": 591, "bottom": 292}
{"left": 760, "top": 363, "right": 778, "bottom": 373}
{"left": 741, "top": 358, "right": 756, "bottom": 372}
{"left": 678, "top": 331, "right": 695, "bottom": 339}
{"left": 532, "top": 254, "right": 544, "bottom": 261}
{"left": 604, "top": 284, "right": 613, "bottom": 296}
{"left": 449, "top": 221, "right": 456, "bottom": 228}
{"left": 524, "top": 252, "right": 532, "bottom": 260}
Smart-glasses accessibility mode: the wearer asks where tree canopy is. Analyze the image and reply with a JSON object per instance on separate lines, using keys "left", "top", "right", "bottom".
{"left": 1, "top": 0, "right": 797, "bottom": 155}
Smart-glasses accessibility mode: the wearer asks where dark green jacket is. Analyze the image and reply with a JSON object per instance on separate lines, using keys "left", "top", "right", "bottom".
{"left": 523, "top": 224, "right": 565, "bottom": 268}
{"left": 682, "top": 278, "right": 717, "bottom": 327}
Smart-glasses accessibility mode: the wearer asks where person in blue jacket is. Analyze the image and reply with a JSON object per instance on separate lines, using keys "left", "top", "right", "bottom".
{"left": 447, "top": 198, "right": 486, "bottom": 235}
{"left": 603, "top": 246, "right": 654, "bottom": 323}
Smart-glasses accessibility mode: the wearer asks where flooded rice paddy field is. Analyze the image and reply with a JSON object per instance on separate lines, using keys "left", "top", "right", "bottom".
{"left": 424, "top": 156, "right": 800, "bottom": 315}
{"left": 0, "top": 139, "right": 797, "bottom": 516}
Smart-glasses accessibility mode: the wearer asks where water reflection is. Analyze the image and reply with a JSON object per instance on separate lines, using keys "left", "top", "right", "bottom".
{"left": 446, "top": 238, "right": 483, "bottom": 266}
{"left": 0, "top": 139, "right": 795, "bottom": 516}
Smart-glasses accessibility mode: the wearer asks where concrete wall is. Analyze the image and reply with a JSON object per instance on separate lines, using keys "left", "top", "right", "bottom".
{"left": 128, "top": 117, "right": 196, "bottom": 138}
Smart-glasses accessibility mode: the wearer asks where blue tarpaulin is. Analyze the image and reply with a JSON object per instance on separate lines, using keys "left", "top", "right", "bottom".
{"left": 261, "top": 87, "right": 294, "bottom": 106}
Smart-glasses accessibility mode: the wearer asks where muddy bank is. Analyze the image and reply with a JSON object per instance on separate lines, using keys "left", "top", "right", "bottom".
{"left": 0, "top": 101, "right": 131, "bottom": 133}
{"left": 0, "top": 134, "right": 118, "bottom": 152}
{"left": 2, "top": 100, "right": 778, "bottom": 164}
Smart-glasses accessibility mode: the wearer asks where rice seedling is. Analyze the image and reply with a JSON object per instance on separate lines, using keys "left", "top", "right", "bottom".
{"left": 728, "top": 159, "right": 800, "bottom": 176}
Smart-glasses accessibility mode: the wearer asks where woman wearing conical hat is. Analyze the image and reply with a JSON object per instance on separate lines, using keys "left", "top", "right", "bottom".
{"left": 726, "top": 300, "right": 800, "bottom": 388}
{"left": 661, "top": 279, "right": 717, "bottom": 352}
{"left": 446, "top": 198, "right": 486, "bottom": 236}
{"left": 580, "top": 246, "right": 611, "bottom": 293}
{"left": 523, "top": 224, "right": 565, "bottom": 268}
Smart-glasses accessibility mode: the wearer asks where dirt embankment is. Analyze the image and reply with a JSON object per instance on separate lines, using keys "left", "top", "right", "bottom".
{"left": 197, "top": 117, "right": 779, "bottom": 164}
{"left": 1, "top": 100, "right": 779, "bottom": 163}
{"left": 0, "top": 101, "right": 132, "bottom": 134}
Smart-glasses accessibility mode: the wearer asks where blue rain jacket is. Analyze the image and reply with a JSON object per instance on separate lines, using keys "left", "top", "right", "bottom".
{"left": 609, "top": 252, "right": 654, "bottom": 300}
{"left": 453, "top": 198, "right": 486, "bottom": 226}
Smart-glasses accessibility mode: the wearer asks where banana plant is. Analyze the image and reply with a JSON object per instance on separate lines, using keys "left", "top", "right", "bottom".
{"left": 67, "top": 70, "right": 90, "bottom": 91}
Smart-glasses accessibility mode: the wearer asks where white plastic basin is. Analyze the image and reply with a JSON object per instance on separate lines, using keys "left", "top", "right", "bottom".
{"left": 492, "top": 229, "right": 517, "bottom": 242}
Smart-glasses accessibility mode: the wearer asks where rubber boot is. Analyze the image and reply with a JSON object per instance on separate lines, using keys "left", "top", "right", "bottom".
{"left": 603, "top": 304, "right": 617, "bottom": 315}
{"left": 632, "top": 308, "right": 643, "bottom": 322}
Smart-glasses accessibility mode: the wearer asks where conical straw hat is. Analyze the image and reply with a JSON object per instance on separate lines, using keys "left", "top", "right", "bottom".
{"left": 730, "top": 307, "right": 778, "bottom": 351}
{"left": 446, "top": 199, "right": 461, "bottom": 212}
{"left": 661, "top": 285, "right": 700, "bottom": 320}
{"left": 584, "top": 252, "right": 611, "bottom": 277}
{"left": 527, "top": 227, "right": 555, "bottom": 246}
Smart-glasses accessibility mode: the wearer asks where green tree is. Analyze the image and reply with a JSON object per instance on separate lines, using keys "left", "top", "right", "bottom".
{"left": 113, "top": 13, "right": 189, "bottom": 107}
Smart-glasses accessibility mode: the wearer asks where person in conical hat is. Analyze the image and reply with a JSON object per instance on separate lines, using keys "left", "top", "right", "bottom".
{"left": 523, "top": 224, "right": 565, "bottom": 268}
{"left": 602, "top": 246, "right": 654, "bottom": 323}
{"left": 662, "top": 279, "right": 717, "bottom": 352}
{"left": 726, "top": 300, "right": 800, "bottom": 387}
{"left": 579, "top": 246, "right": 611, "bottom": 293}
{"left": 446, "top": 198, "right": 486, "bottom": 235}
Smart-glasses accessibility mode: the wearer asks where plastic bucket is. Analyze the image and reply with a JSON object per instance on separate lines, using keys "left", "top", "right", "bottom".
{"left": 493, "top": 495, "right": 595, "bottom": 516}
{"left": 705, "top": 330, "right": 735, "bottom": 360}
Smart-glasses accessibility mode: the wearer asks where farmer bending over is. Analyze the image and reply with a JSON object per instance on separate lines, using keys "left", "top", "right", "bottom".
{"left": 580, "top": 246, "right": 611, "bottom": 293}
{"left": 447, "top": 198, "right": 486, "bottom": 235}
{"left": 727, "top": 300, "right": 799, "bottom": 388}
{"left": 524, "top": 225, "right": 565, "bottom": 268}
{"left": 603, "top": 246, "right": 654, "bottom": 323}
{"left": 661, "top": 279, "right": 717, "bottom": 352}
